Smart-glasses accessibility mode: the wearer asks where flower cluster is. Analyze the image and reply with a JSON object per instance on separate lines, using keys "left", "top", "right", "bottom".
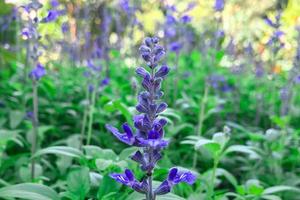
{"left": 21, "top": 1, "right": 46, "bottom": 81}
{"left": 106, "top": 37, "right": 196, "bottom": 198}
{"left": 163, "top": 3, "right": 196, "bottom": 54}
{"left": 264, "top": 11, "right": 285, "bottom": 51}
{"left": 84, "top": 47, "right": 110, "bottom": 92}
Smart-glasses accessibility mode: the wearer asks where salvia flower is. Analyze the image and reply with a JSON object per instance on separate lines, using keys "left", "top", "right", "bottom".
{"left": 181, "top": 15, "right": 192, "bottom": 24}
{"left": 29, "top": 63, "right": 46, "bottom": 81}
{"left": 106, "top": 37, "right": 196, "bottom": 198}
{"left": 50, "top": 0, "right": 59, "bottom": 7}
{"left": 61, "top": 22, "right": 69, "bottom": 33}
{"left": 214, "top": 0, "right": 225, "bottom": 12}
{"left": 155, "top": 168, "right": 196, "bottom": 195}
{"left": 169, "top": 41, "right": 183, "bottom": 54}
{"left": 42, "top": 10, "right": 59, "bottom": 23}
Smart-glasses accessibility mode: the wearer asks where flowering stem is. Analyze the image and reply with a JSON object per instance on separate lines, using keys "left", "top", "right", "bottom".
{"left": 31, "top": 80, "right": 39, "bottom": 181}
{"left": 193, "top": 83, "right": 209, "bottom": 168}
{"left": 80, "top": 87, "right": 90, "bottom": 148}
{"left": 86, "top": 87, "right": 96, "bottom": 145}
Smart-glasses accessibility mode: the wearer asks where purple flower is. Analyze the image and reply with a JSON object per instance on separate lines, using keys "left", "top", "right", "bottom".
{"left": 264, "top": 12, "right": 281, "bottom": 28}
{"left": 215, "top": 30, "right": 225, "bottom": 39}
{"left": 166, "top": 15, "right": 177, "bottom": 25}
{"left": 61, "top": 22, "right": 69, "bottom": 33}
{"left": 214, "top": 0, "right": 225, "bottom": 12}
{"left": 101, "top": 78, "right": 110, "bottom": 86}
{"left": 181, "top": 15, "right": 192, "bottom": 24}
{"left": 169, "top": 41, "right": 183, "bottom": 53}
{"left": 29, "top": 63, "right": 46, "bottom": 81}
{"left": 106, "top": 123, "right": 136, "bottom": 145}
{"left": 255, "top": 61, "right": 264, "bottom": 78}
{"left": 50, "top": 0, "right": 59, "bottom": 7}
{"left": 280, "top": 87, "right": 289, "bottom": 100}
{"left": 106, "top": 37, "right": 195, "bottom": 198}
{"left": 42, "top": 10, "right": 59, "bottom": 23}
{"left": 25, "top": 111, "right": 34, "bottom": 120}
{"left": 294, "top": 75, "right": 300, "bottom": 84}
{"left": 155, "top": 168, "right": 196, "bottom": 195}
{"left": 110, "top": 169, "right": 148, "bottom": 194}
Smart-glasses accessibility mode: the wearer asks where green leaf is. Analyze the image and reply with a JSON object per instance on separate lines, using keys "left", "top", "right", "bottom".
{"left": 212, "top": 132, "right": 229, "bottom": 149}
{"left": 104, "top": 100, "right": 133, "bottom": 126}
{"left": 67, "top": 167, "right": 90, "bottom": 200}
{"left": 0, "top": 129, "right": 22, "bottom": 148}
{"left": 118, "top": 147, "right": 138, "bottom": 160}
{"left": 223, "top": 145, "right": 261, "bottom": 159}
{"left": 246, "top": 179, "right": 264, "bottom": 195}
{"left": 262, "top": 195, "right": 282, "bottom": 200}
{"left": 216, "top": 168, "right": 238, "bottom": 188}
{"left": 32, "top": 146, "right": 84, "bottom": 159}
{"left": 0, "top": 183, "right": 60, "bottom": 200}
{"left": 83, "top": 145, "right": 117, "bottom": 160}
{"left": 97, "top": 174, "right": 121, "bottom": 199}
{"left": 263, "top": 186, "right": 300, "bottom": 195}
{"left": 9, "top": 110, "right": 24, "bottom": 129}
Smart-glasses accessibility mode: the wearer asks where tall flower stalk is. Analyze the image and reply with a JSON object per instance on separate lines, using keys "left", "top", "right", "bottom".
{"left": 21, "top": 0, "right": 60, "bottom": 180}
{"left": 106, "top": 37, "right": 196, "bottom": 199}
{"left": 82, "top": 53, "right": 109, "bottom": 146}
{"left": 20, "top": 1, "right": 45, "bottom": 181}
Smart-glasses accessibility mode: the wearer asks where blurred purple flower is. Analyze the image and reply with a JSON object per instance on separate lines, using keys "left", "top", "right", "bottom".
{"left": 169, "top": 41, "right": 182, "bottom": 53}
{"left": 50, "top": 0, "right": 59, "bottom": 7}
{"left": 61, "top": 22, "right": 69, "bottom": 33}
{"left": 294, "top": 75, "right": 300, "bottom": 84}
{"left": 25, "top": 111, "right": 34, "bottom": 120}
{"left": 255, "top": 61, "right": 264, "bottom": 78}
{"left": 280, "top": 87, "right": 289, "bottom": 100}
{"left": 166, "top": 14, "right": 177, "bottom": 25}
{"left": 181, "top": 15, "right": 192, "bottom": 24}
{"left": 29, "top": 63, "right": 46, "bottom": 81}
{"left": 214, "top": 0, "right": 225, "bottom": 12}
{"left": 42, "top": 10, "right": 59, "bottom": 23}
{"left": 101, "top": 77, "right": 110, "bottom": 86}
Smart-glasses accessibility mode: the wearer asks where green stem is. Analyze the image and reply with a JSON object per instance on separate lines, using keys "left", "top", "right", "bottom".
{"left": 80, "top": 87, "right": 90, "bottom": 148}
{"left": 210, "top": 157, "right": 219, "bottom": 198}
{"left": 31, "top": 80, "right": 39, "bottom": 181}
{"left": 193, "top": 83, "right": 209, "bottom": 168}
{"left": 86, "top": 88, "right": 96, "bottom": 145}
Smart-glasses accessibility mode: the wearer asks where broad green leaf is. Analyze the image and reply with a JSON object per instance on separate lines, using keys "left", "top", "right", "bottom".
{"left": 104, "top": 100, "right": 133, "bottom": 126}
{"left": 118, "top": 147, "right": 138, "bottom": 160}
{"left": 212, "top": 132, "right": 229, "bottom": 149}
{"left": 9, "top": 110, "right": 24, "bottom": 129}
{"left": 246, "top": 179, "right": 264, "bottom": 195}
{"left": 0, "top": 129, "right": 22, "bottom": 148}
{"left": 33, "top": 146, "right": 84, "bottom": 159}
{"left": 223, "top": 145, "right": 260, "bottom": 159}
{"left": 216, "top": 168, "right": 238, "bottom": 188}
{"left": 0, "top": 183, "right": 60, "bottom": 200}
{"left": 262, "top": 195, "right": 282, "bottom": 200}
{"left": 263, "top": 185, "right": 300, "bottom": 195}
{"left": 83, "top": 145, "right": 117, "bottom": 160}
{"left": 97, "top": 174, "right": 121, "bottom": 199}
{"left": 67, "top": 167, "right": 90, "bottom": 200}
